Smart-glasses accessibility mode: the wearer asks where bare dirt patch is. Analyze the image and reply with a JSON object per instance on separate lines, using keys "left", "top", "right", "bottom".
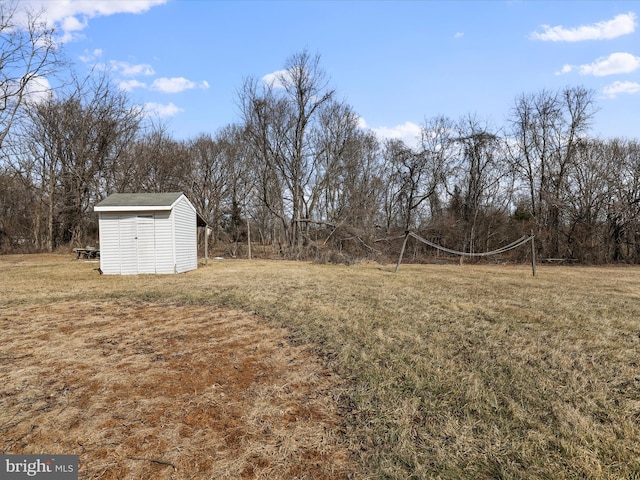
{"left": 0, "top": 300, "right": 353, "bottom": 479}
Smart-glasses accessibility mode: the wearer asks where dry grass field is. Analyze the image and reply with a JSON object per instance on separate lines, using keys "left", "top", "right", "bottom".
{"left": 2, "top": 254, "right": 640, "bottom": 479}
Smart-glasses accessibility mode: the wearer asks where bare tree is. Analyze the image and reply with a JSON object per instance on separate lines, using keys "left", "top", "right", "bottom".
{"left": 605, "top": 139, "right": 640, "bottom": 262}
{"left": 419, "top": 115, "right": 456, "bottom": 221}
{"left": 129, "top": 124, "right": 190, "bottom": 194}
{"left": 0, "top": 1, "right": 62, "bottom": 150}
{"left": 20, "top": 73, "right": 142, "bottom": 250}
{"left": 563, "top": 138, "right": 613, "bottom": 262}
{"left": 240, "top": 51, "right": 335, "bottom": 255}
{"left": 0, "top": 164, "right": 37, "bottom": 252}
{"left": 449, "top": 114, "right": 510, "bottom": 253}
{"left": 186, "top": 133, "right": 229, "bottom": 245}
{"left": 383, "top": 116, "right": 455, "bottom": 231}
{"left": 314, "top": 116, "right": 382, "bottom": 231}
{"left": 239, "top": 77, "right": 288, "bottom": 250}
{"left": 185, "top": 125, "right": 256, "bottom": 256}
{"left": 508, "top": 86, "right": 596, "bottom": 257}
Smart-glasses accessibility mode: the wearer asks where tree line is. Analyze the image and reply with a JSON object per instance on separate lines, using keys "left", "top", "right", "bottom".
{"left": 1, "top": 7, "right": 639, "bottom": 263}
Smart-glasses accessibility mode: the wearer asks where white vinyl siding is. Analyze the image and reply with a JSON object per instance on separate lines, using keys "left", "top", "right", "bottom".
{"left": 98, "top": 212, "right": 122, "bottom": 275}
{"left": 154, "top": 212, "right": 174, "bottom": 274}
{"left": 118, "top": 215, "right": 138, "bottom": 275}
{"left": 135, "top": 215, "right": 156, "bottom": 274}
{"left": 102, "top": 214, "right": 158, "bottom": 275}
{"left": 173, "top": 197, "right": 197, "bottom": 273}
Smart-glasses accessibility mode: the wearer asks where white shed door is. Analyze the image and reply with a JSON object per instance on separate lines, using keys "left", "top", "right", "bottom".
{"left": 118, "top": 215, "right": 156, "bottom": 274}
{"left": 136, "top": 215, "right": 156, "bottom": 273}
{"left": 118, "top": 215, "right": 138, "bottom": 275}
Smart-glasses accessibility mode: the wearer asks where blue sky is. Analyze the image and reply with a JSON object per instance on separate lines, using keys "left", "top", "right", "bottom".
{"left": 22, "top": 0, "right": 640, "bottom": 144}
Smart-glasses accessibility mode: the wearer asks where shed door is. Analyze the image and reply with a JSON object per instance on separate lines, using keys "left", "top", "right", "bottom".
{"left": 136, "top": 215, "right": 156, "bottom": 274}
{"left": 118, "top": 215, "right": 156, "bottom": 274}
{"left": 118, "top": 215, "right": 137, "bottom": 275}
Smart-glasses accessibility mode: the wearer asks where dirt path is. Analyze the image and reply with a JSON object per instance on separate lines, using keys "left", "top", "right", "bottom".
{"left": 0, "top": 301, "right": 353, "bottom": 479}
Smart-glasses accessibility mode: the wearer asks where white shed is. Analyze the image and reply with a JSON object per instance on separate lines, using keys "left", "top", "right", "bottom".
{"left": 94, "top": 192, "right": 203, "bottom": 275}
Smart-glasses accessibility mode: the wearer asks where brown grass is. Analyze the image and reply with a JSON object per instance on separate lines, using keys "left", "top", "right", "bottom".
{"left": 0, "top": 261, "right": 353, "bottom": 478}
{"left": 2, "top": 254, "right": 640, "bottom": 479}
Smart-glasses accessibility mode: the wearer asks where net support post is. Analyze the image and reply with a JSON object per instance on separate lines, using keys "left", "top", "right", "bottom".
{"left": 530, "top": 231, "right": 536, "bottom": 276}
{"left": 395, "top": 231, "right": 410, "bottom": 273}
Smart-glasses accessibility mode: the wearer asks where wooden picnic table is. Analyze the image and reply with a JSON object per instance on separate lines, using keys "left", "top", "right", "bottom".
{"left": 73, "top": 247, "right": 100, "bottom": 259}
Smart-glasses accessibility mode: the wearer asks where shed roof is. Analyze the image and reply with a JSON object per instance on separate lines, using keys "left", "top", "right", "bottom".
{"left": 95, "top": 192, "right": 184, "bottom": 209}
{"left": 95, "top": 192, "right": 208, "bottom": 227}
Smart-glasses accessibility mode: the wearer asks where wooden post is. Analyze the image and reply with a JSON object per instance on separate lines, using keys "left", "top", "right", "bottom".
{"left": 530, "top": 231, "right": 536, "bottom": 276}
{"left": 247, "top": 219, "right": 252, "bottom": 260}
{"left": 204, "top": 227, "right": 210, "bottom": 265}
{"left": 395, "top": 231, "right": 410, "bottom": 273}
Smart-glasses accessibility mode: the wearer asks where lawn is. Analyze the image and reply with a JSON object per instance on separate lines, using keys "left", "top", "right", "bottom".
{"left": 2, "top": 254, "right": 640, "bottom": 479}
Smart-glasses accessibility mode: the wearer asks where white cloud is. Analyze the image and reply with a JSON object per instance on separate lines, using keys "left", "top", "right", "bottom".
{"left": 78, "top": 48, "right": 103, "bottom": 63}
{"left": 2, "top": 75, "right": 53, "bottom": 107}
{"left": 531, "top": 12, "right": 637, "bottom": 42}
{"left": 374, "top": 121, "right": 422, "bottom": 143}
{"left": 109, "top": 61, "right": 155, "bottom": 77}
{"left": 555, "top": 64, "right": 574, "bottom": 75}
{"left": 262, "top": 69, "right": 291, "bottom": 89}
{"left": 151, "top": 77, "right": 209, "bottom": 93}
{"left": 60, "top": 15, "right": 87, "bottom": 34}
{"left": 558, "top": 53, "right": 640, "bottom": 77}
{"left": 118, "top": 79, "right": 146, "bottom": 92}
{"left": 23, "top": 75, "right": 53, "bottom": 105}
{"left": 454, "top": 32, "right": 464, "bottom": 39}
{"left": 18, "top": 0, "right": 167, "bottom": 42}
{"left": 579, "top": 52, "right": 640, "bottom": 76}
{"left": 359, "top": 119, "right": 422, "bottom": 148}
{"left": 603, "top": 80, "right": 640, "bottom": 98}
{"left": 23, "top": 0, "right": 168, "bottom": 19}
{"left": 144, "top": 102, "right": 183, "bottom": 118}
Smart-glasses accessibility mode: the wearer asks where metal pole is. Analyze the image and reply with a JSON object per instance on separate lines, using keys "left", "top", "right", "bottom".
{"left": 530, "top": 231, "right": 536, "bottom": 276}
{"left": 395, "top": 231, "right": 410, "bottom": 273}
